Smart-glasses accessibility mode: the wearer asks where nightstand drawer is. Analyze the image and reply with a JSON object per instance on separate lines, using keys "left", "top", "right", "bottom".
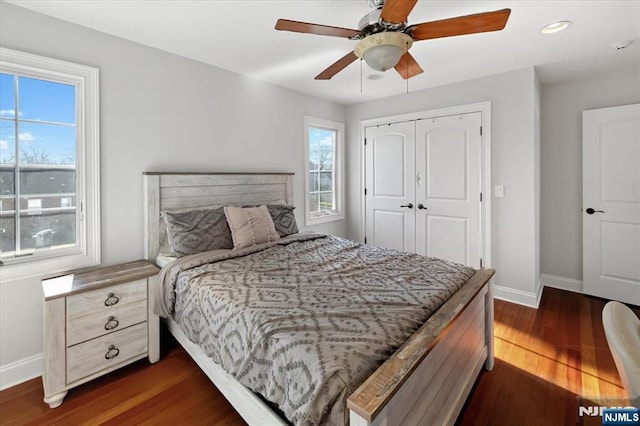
{"left": 67, "top": 279, "right": 147, "bottom": 319}
{"left": 66, "top": 322, "right": 148, "bottom": 384}
{"left": 67, "top": 299, "right": 148, "bottom": 346}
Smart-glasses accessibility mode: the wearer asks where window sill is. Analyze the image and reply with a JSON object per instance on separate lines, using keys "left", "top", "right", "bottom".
{"left": 306, "top": 212, "right": 345, "bottom": 227}
{"left": 0, "top": 252, "right": 100, "bottom": 284}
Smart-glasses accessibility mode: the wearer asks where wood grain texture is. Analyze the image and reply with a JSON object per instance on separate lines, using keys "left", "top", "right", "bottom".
{"left": 67, "top": 299, "right": 147, "bottom": 346}
{"left": 5, "top": 287, "right": 635, "bottom": 425}
{"left": 41, "top": 262, "right": 160, "bottom": 408}
{"left": 2, "top": 344, "right": 246, "bottom": 426}
{"left": 347, "top": 268, "right": 494, "bottom": 421}
{"left": 147, "top": 275, "right": 161, "bottom": 364}
{"left": 41, "top": 297, "right": 66, "bottom": 407}
{"left": 42, "top": 260, "right": 159, "bottom": 300}
{"left": 315, "top": 51, "right": 358, "bottom": 80}
{"left": 458, "top": 287, "right": 639, "bottom": 426}
{"left": 66, "top": 323, "right": 148, "bottom": 384}
{"left": 410, "top": 8, "right": 511, "bottom": 41}
{"left": 66, "top": 279, "right": 147, "bottom": 319}
{"left": 394, "top": 52, "right": 423, "bottom": 80}
{"left": 380, "top": 0, "right": 418, "bottom": 24}
{"left": 275, "top": 19, "right": 360, "bottom": 39}
{"left": 144, "top": 172, "right": 295, "bottom": 261}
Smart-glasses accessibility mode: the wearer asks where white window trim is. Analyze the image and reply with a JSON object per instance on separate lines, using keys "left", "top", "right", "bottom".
{"left": 0, "top": 48, "right": 100, "bottom": 283}
{"left": 303, "top": 116, "right": 345, "bottom": 226}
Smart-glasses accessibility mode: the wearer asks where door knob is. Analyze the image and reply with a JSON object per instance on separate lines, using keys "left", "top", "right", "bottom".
{"left": 400, "top": 203, "right": 414, "bottom": 209}
{"left": 417, "top": 203, "right": 427, "bottom": 210}
{"left": 585, "top": 208, "right": 605, "bottom": 214}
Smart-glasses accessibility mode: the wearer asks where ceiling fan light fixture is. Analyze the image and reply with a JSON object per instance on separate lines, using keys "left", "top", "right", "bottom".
{"left": 355, "top": 32, "right": 413, "bottom": 72}
{"left": 541, "top": 20, "right": 572, "bottom": 34}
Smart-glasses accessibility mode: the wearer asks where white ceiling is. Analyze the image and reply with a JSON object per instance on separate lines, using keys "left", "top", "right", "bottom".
{"left": 5, "top": 0, "right": 640, "bottom": 105}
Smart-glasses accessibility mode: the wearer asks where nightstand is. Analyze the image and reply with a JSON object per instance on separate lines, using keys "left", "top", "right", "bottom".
{"left": 41, "top": 260, "right": 160, "bottom": 408}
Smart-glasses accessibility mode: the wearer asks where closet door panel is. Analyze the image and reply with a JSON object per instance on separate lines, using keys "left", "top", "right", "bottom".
{"left": 415, "top": 113, "right": 482, "bottom": 267}
{"left": 424, "top": 215, "right": 469, "bottom": 265}
{"left": 365, "top": 122, "right": 415, "bottom": 253}
{"left": 425, "top": 130, "right": 468, "bottom": 201}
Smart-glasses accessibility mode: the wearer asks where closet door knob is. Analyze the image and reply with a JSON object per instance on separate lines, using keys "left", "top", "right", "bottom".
{"left": 585, "top": 208, "right": 605, "bottom": 215}
{"left": 417, "top": 204, "right": 427, "bottom": 210}
{"left": 400, "top": 203, "right": 414, "bottom": 209}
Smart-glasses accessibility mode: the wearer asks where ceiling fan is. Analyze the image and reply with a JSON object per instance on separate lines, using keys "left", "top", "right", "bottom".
{"left": 275, "top": 0, "right": 511, "bottom": 80}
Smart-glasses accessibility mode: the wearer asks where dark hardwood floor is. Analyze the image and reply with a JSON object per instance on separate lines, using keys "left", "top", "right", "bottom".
{"left": 1, "top": 287, "right": 635, "bottom": 426}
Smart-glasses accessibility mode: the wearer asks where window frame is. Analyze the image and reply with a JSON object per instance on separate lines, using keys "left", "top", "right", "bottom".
{"left": 303, "top": 116, "right": 345, "bottom": 226}
{"left": 0, "top": 48, "right": 100, "bottom": 282}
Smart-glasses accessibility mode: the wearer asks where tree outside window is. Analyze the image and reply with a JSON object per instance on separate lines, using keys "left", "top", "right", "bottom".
{"left": 1, "top": 73, "right": 77, "bottom": 257}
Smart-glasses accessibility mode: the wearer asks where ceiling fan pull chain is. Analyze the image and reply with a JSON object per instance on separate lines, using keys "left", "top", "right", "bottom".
{"left": 360, "top": 58, "right": 363, "bottom": 93}
{"left": 406, "top": 42, "right": 409, "bottom": 94}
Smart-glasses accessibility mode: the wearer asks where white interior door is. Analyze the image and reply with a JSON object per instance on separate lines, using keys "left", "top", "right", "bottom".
{"left": 415, "top": 113, "right": 482, "bottom": 267}
{"left": 583, "top": 104, "right": 640, "bottom": 306}
{"left": 365, "top": 122, "right": 415, "bottom": 252}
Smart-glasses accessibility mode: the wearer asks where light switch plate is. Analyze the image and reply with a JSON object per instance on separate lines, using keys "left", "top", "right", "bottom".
{"left": 494, "top": 185, "right": 505, "bottom": 198}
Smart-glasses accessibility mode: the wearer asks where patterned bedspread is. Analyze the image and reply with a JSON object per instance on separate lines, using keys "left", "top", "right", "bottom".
{"left": 156, "top": 234, "right": 476, "bottom": 425}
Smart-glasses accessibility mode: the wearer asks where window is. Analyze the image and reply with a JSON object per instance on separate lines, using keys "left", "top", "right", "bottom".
{"left": 303, "top": 116, "right": 344, "bottom": 226}
{"left": 0, "top": 48, "right": 100, "bottom": 281}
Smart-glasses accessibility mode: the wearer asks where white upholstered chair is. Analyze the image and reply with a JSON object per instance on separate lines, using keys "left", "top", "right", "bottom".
{"left": 602, "top": 301, "right": 640, "bottom": 407}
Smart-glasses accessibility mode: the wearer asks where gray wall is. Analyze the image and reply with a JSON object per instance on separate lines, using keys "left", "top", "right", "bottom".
{"left": 345, "top": 67, "right": 540, "bottom": 305}
{"left": 2, "top": 0, "right": 637, "bottom": 391}
{"left": 540, "top": 66, "right": 640, "bottom": 282}
{"left": 0, "top": 3, "right": 345, "bottom": 384}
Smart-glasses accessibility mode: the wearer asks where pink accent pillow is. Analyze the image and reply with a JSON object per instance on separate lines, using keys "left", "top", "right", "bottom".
{"left": 224, "top": 205, "right": 280, "bottom": 249}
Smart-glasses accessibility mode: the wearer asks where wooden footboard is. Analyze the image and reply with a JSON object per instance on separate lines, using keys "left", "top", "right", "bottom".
{"left": 348, "top": 268, "right": 495, "bottom": 426}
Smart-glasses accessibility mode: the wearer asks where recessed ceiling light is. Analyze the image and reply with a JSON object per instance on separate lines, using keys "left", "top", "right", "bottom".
{"left": 541, "top": 21, "right": 572, "bottom": 34}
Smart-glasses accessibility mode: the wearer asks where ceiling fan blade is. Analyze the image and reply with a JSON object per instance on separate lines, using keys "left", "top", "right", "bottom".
{"left": 380, "top": 0, "right": 419, "bottom": 24}
{"left": 275, "top": 19, "right": 360, "bottom": 39}
{"left": 315, "top": 51, "right": 358, "bottom": 80}
{"left": 410, "top": 8, "right": 511, "bottom": 41}
{"left": 394, "top": 52, "right": 423, "bottom": 79}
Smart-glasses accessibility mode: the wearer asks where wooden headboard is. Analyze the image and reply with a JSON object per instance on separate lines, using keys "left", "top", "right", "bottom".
{"left": 143, "top": 172, "right": 294, "bottom": 261}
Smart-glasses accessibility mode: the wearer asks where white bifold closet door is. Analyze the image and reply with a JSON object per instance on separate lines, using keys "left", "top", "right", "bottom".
{"left": 365, "top": 112, "right": 482, "bottom": 268}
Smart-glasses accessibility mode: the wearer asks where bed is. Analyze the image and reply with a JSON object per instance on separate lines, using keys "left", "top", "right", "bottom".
{"left": 143, "top": 171, "right": 495, "bottom": 426}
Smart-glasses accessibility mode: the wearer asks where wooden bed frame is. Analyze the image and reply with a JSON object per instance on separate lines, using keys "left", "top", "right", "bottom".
{"left": 143, "top": 171, "right": 495, "bottom": 426}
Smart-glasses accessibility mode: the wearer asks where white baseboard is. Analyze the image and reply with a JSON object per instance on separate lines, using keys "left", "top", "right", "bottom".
{"left": 0, "top": 353, "right": 42, "bottom": 391}
{"left": 541, "top": 274, "right": 583, "bottom": 294}
{"left": 493, "top": 284, "right": 542, "bottom": 308}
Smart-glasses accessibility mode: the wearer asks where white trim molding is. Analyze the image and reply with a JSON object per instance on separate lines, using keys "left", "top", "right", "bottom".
{"left": 0, "top": 48, "right": 101, "bottom": 282}
{"left": 493, "top": 283, "right": 543, "bottom": 309}
{"left": 541, "top": 274, "right": 584, "bottom": 294}
{"left": 0, "top": 353, "right": 42, "bottom": 391}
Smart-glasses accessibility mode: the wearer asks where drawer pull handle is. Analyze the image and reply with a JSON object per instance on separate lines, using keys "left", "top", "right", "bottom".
{"left": 104, "top": 316, "right": 119, "bottom": 331}
{"left": 105, "top": 344, "right": 120, "bottom": 360}
{"left": 104, "top": 293, "right": 119, "bottom": 307}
